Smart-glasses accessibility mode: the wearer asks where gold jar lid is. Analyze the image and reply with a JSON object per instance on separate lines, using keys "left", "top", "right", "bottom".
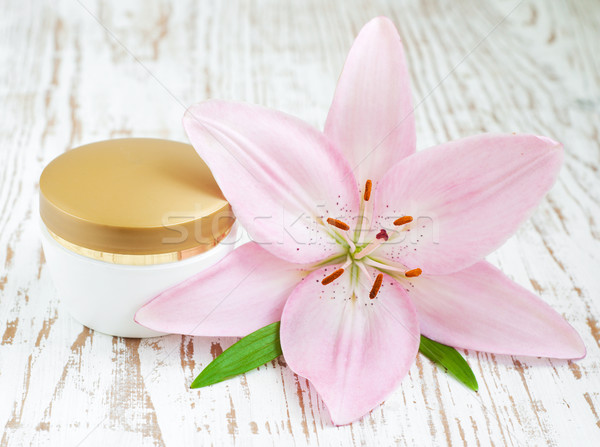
{"left": 40, "top": 138, "right": 234, "bottom": 263}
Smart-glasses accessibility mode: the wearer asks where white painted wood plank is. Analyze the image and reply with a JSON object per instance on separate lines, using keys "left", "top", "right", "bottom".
{"left": 1, "top": 0, "right": 599, "bottom": 445}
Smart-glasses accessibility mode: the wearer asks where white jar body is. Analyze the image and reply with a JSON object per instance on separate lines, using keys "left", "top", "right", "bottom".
{"left": 40, "top": 223, "right": 238, "bottom": 338}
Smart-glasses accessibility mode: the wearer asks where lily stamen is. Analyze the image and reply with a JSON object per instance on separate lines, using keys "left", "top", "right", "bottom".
{"left": 326, "top": 217, "right": 355, "bottom": 251}
{"left": 340, "top": 231, "right": 356, "bottom": 252}
{"left": 354, "top": 239, "right": 382, "bottom": 260}
{"left": 357, "top": 179, "right": 374, "bottom": 244}
{"left": 321, "top": 257, "right": 352, "bottom": 285}
{"left": 363, "top": 179, "right": 372, "bottom": 201}
{"left": 405, "top": 268, "right": 422, "bottom": 277}
{"left": 356, "top": 260, "right": 371, "bottom": 279}
{"left": 362, "top": 258, "right": 423, "bottom": 279}
{"left": 394, "top": 216, "right": 413, "bottom": 226}
{"left": 327, "top": 217, "right": 350, "bottom": 231}
{"left": 363, "top": 258, "right": 406, "bottom": 272}
{"left": 369, "top": 273, "right": 383, "bottom": 299}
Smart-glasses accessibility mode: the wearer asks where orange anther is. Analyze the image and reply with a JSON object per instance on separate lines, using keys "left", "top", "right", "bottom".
{"left": 363, "top": 180, "right": 372, "bottom": 201}
{"left": 321, "top": 268, "right": 345, "bottom": 285}
{"left": 369, "top": 273, "right": 384, "bottom": 299}
{"left": 393, "top": 216, "right": 413, "bottom": 226}
{"left": 405, "top": 268, "right": 422, "bottom": 278}
{"left": 326, "top": 218, "right": 350, "bottom": 231}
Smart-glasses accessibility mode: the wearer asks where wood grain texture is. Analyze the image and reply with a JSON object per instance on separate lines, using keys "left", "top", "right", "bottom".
{"left": 1, "top": 0, "right": 599, "bottom": 445}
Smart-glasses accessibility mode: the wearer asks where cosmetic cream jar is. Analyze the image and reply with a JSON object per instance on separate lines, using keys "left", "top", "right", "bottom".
{"left": 39, "top": 138, "right": 237, "bottom": 338}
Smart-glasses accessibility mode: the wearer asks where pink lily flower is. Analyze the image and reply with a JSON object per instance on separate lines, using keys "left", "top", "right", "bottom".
{"left": 135, "top": 17, "right": 585, "bottom": 425}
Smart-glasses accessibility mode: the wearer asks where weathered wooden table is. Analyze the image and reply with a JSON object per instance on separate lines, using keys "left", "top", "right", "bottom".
{"left": 1, "top": 0, "right": 599, "bottom": 445}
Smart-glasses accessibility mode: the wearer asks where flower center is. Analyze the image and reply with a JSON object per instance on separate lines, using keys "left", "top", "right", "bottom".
{"left": 321, "top": 179, "right": 422, "bottom": 297}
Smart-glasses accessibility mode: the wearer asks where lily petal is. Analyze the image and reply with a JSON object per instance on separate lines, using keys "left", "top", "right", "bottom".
{"left": 372, "top": 134, "right": 563, "bottom": 274}
{"left": 325, "top": 16, "right": 415, "bottom": 185}
{"left": 135, "top": 243, "right": 305, "bottom": 337}
{"left": 409, "top": 261, "right": 585, "bottom": 359}
{"left": 280, "top": 266, "right": 419, "bottom": 425}
{"left": 184, "top": 100, "right": 360, "bottom": 264}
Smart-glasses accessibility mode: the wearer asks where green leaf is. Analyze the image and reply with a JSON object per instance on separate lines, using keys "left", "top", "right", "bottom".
{"left": 191, "top": 323, "right": 478, "bottom": 392}
{"left": 419, "top": 335, "right": 478, "bottom": 391}
{"left": 190, "top": 321, "right": 283, "bottom": 388}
